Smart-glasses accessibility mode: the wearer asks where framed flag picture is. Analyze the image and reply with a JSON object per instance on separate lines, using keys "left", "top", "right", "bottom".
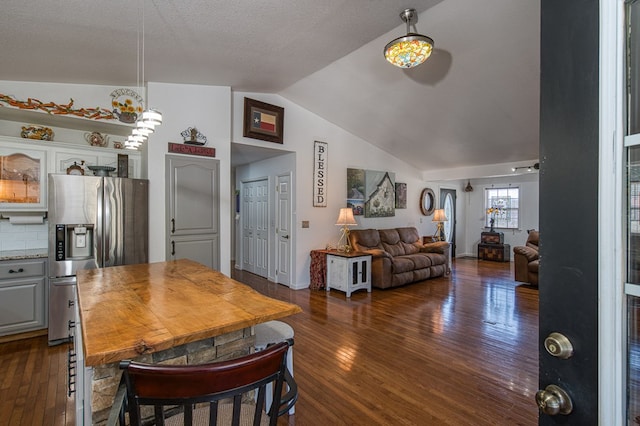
{"left": 243, "top": 97, "right": 284, "bottom": 144}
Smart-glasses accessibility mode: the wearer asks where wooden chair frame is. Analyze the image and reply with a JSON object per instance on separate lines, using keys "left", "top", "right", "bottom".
{"left": 108, "top": 339, "right": 296, "bottom": 426}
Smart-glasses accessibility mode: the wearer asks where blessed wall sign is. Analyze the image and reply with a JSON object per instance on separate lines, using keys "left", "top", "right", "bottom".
{"left": 313, "top": 141, "right": 328, "bottom": 207}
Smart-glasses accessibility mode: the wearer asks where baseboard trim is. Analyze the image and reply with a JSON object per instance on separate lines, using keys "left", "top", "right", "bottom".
{"left": 0, "top": 328, "right": 47, "bottom": 344}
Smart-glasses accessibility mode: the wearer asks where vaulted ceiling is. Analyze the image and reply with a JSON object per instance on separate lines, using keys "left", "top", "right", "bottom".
{"left": 0, "top": 0, "right": 540, "bottom": 175}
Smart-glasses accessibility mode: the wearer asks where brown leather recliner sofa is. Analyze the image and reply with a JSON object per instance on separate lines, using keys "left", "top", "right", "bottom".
{"left": 348, "top": 227, "right": 449, "bottom": 289}
{"left": 513, "top": 230, "right": 539, "bottom": 286}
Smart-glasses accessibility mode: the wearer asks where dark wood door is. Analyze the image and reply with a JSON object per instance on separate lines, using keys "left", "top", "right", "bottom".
{"left": 538, "top": 0, "right": 599, "bottom": 423}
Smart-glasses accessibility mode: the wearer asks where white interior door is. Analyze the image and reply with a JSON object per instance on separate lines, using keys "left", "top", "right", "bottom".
{"left": 241, "top": 181, "right": 255, "bottom": 273}
{"left": 241, "top": 179, "right": 268, "bottom": 278}
{"left": 275, "top": 173, "right": 291, "bottom": 286}
{"left": 254, "top": 179, "right": 268, "bottom": 278}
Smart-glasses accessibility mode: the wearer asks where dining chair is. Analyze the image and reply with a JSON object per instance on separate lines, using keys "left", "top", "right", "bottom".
{"left": 254, "top": 320, "right": 295, "bottom": 415}
{"left": 107, "top": 339, "right": 296, "bottom": 426}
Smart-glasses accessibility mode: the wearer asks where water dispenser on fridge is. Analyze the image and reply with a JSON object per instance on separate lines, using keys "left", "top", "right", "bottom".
{"left": 55, "top": 224, "right": 94, "bottom": 261}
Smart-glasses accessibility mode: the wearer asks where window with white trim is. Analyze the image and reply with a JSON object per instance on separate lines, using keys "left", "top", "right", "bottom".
{"left": 484, "top": 187, "right": 519, "bottom": 229}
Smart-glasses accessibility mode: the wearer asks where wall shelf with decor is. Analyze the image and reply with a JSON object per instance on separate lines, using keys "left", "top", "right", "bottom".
{"left": 0, "top": 107, "right": 133, "bottom": 137}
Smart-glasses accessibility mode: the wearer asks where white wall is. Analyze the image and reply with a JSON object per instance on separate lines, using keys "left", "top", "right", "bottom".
{"left": 459, "top": 172, "right": 539, "bottom": 256}
{"left": 232, "top": 92, "right": 441, "bottom": 288}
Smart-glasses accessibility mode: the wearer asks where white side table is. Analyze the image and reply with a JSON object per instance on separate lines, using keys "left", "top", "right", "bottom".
{"left": 326, "top": 252, "right": 372, "bottom": 297}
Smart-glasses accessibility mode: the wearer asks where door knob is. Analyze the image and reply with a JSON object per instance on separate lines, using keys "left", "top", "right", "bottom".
{"left": 544, "top": 332, "right": 574, "bottom": 359}
{"left": 535, "top": 384, "right": 573, "bottom": 415}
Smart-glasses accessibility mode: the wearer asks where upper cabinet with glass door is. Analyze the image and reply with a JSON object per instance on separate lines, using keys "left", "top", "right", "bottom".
{"left": 0, "top": 142, "right": 47, "bottom": 211}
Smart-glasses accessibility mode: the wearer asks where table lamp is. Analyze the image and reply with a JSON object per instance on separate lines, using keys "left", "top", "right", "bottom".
{"left": 336, "top": 207, "right": 358, "bottom": 252}
{"left": 432, "top": 209, "right": 448, "bottom": 241}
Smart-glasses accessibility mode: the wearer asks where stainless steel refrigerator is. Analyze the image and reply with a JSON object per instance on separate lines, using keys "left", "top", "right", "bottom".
{"left": 47, "top": 174, "right": 148, "bottom": 344}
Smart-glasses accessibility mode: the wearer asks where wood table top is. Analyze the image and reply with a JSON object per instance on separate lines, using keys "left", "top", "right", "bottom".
{"left": 76, "top": 259, "right": 302, "bottom": 366}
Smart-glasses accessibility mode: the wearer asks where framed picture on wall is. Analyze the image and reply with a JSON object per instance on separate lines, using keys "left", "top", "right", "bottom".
{"left": 243, "top": 97, "right": 284, "bottom": 144}
{"left": 395, "top": 183, "right": 407, "bottom": 208}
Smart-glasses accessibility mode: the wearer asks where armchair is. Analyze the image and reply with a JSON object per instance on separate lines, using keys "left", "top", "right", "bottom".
{"left": 513, "top": 230, "right": 539, "bottom": 286}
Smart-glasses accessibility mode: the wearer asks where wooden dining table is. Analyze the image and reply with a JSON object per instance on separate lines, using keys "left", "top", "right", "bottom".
{"left": 75, "top": 258, "right": 302, "bottom": 424}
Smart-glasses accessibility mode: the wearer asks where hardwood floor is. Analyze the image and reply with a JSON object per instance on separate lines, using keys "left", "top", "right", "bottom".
{"left": 0, "top": 334, "right": 74, "bottom": 425}
{"left": 233, "top": 257, "right": 539, "bottom": 425}
{"left": 0, "top": 258, "right": 538, "bottom": 425}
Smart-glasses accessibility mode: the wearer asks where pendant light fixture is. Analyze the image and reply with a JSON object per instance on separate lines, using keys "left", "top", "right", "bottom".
{"left": 139, "top": 108, "right": 162, "bottom": 127}
{"left": 126, "top": 0, "right": 162, "bottom": 150}
{"left": 137, "top": 0, "right": 162, "bottom": 131}
{"left": 384, "top": 8, "right": 434, "bottom": 68}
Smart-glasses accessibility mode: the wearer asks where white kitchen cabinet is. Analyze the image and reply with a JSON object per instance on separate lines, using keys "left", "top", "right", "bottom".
{"left": 52, "top": 148, "right": 98, "bottom": 175}
{"left": 0, "top": 258, "right": 47, "bottom": 336}
{"left": 0, "top": 136, "right": 142, "bottom": 186}
{"left": 0, "top": 143, "right": 48, "bottom": 211}
{"left": 170, "top": 234, "right": 220, "bottom": 271}
{"left": 326, "top": 253, "right": 372, "bottom": 297}
{"left": 52, "top": 146, "right": 141, "bottom": 178}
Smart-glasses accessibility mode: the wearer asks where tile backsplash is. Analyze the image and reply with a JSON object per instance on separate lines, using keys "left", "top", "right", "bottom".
{"left": 0, "top": 219, "right": 48, "bottom": 251}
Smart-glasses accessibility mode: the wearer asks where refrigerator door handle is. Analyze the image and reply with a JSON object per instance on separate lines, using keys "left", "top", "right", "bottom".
{"left": 96, "top": 179, "right": 104, "bottom": 268}
{"left": 103, "top": 179, "right": 112, "bottom": 267}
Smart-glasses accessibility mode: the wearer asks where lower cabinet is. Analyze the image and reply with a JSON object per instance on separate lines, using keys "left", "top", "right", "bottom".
{"left": 478, "top": 243, "right": 511, "bottom": 262}
{"left": 326, "top": 253, "right": 372, "bottom": 297}
{"left": 0, "top": 258, "right": 47, "bottom": 336}
{"left": 169, "top": 234, "right": 220, "bottom": 271}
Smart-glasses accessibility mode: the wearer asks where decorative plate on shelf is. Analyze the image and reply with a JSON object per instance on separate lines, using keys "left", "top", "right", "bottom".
{"left": 87, "top": 166, "right": 116, "bottom": 177}
{"left": 84, "top": 131, "right": 109, "bottom": 147}
{"left": 21, "top": 125, "right": 54, "bottom": 141}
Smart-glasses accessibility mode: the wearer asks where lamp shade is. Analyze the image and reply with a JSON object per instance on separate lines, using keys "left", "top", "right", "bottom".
{"left": 384, "top": 34, "right": 434, "bottom": 68}
{"left": 335, "top": 208, "right": 357, "bottom": 226}
{"left": 384, "top": 8, "right": 434, "bottom": 68}
{"left": 140, "top": 108, "right": 163, "bottom": 127}
{"left": 432, "top": 209, "right": 448, "bottom": 222}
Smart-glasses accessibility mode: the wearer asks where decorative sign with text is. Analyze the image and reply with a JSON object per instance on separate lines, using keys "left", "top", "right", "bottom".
{"left": 313, "top": 141, "right": 328, "bottom": 207}
{"left": 168, "top": 142, "right": 216, "bottom": 157}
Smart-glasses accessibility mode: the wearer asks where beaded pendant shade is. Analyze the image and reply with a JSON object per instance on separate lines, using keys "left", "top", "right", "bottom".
{"left": 384, "top": 8, "right": 434, "bottom": 68}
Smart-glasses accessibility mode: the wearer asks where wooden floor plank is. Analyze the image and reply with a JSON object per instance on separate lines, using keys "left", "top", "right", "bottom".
{"left": 0, "top": 258, "right": 538, "bottom": 425}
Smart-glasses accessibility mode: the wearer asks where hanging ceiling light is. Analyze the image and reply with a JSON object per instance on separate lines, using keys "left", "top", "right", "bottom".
{"left": 135, "top": 119, "right": 155, "bottom": 135}
{"left": 139, "top": 108, "right": 162, "bottom": 127}
{"left": 132, "top": 128, "right": 150, "bottom": 139}
{"left": 125, "top": 136, "right": 143, "bottom": 149}
{"left": 384, "top": 8, "right": 434, "bottom": 68}
{"left": 127, "top": 0, "right": 162, "bottom": 147}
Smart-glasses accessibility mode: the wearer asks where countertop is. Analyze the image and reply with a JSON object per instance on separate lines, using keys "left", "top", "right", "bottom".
{"left": 76, "top": 259, "right": 302, "bottom": 366}
{"left": 0, "top": 248, "right": 48, "bottom": 261}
